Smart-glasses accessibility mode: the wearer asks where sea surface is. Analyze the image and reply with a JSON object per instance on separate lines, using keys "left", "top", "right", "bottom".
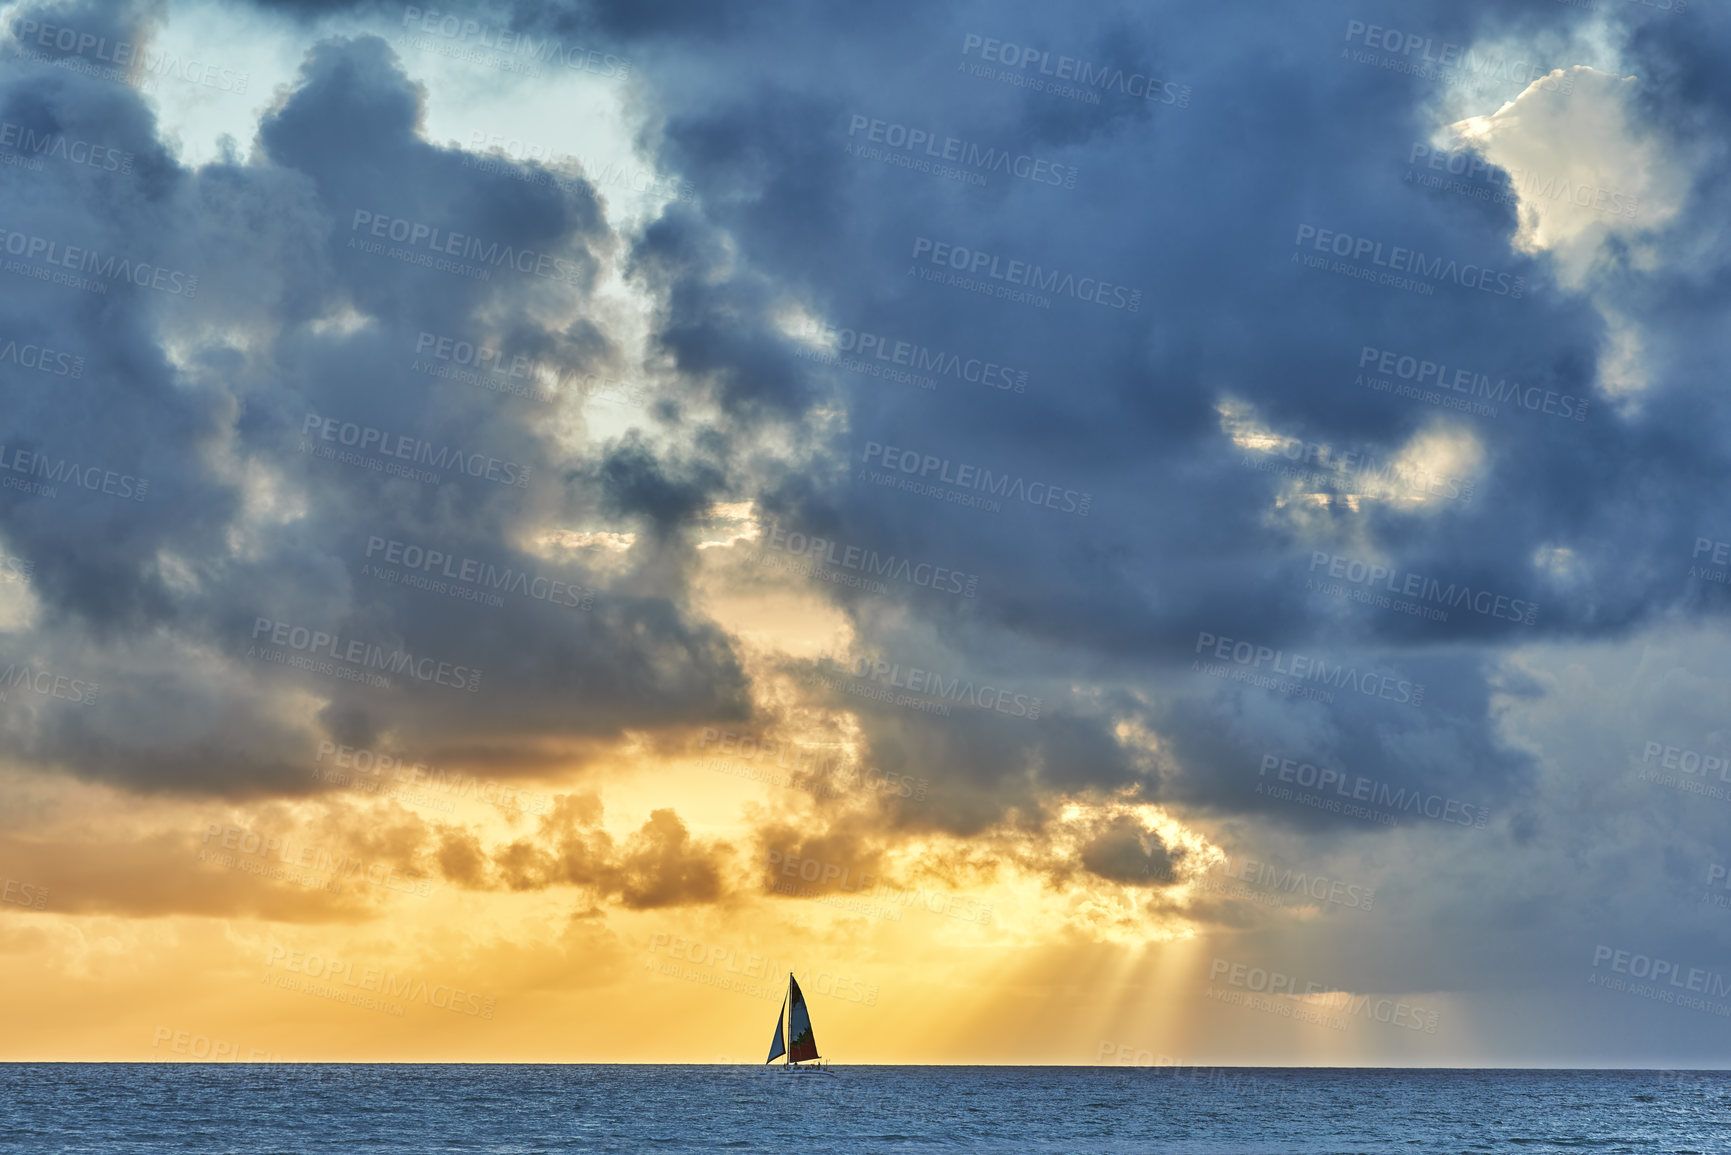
{"left": 3, "top": 1065, "right": 1728, "bottom": 1153}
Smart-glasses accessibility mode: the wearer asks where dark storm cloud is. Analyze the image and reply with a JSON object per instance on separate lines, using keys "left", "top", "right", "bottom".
{"left": 1, "top": 2, "right": 225, "bottom": 636}
{"left": 0, "top": 16, "right": 754, "bottom": 795}
{"left": 6, "top": 0, "right": 1731, "bottom": 929}
{"left": 510, "top": 0, "right": 791, "bottom": 44}
{"left": 549, "top": 0, "right": 1731, "bottom": 848}
{"left": 590, "top": 430, "right": 723, "bottom": 532}
{"left": 1077, "top": 813, "right": 1188, "bottom": 885}
{"left": 803, "top": 690, "right": 1141, "bottom": 839}
{"left": 1140, "top": 650, "right": 1520, "bottom": 832}
{"left": 246, "top": 0, "right": 390, "bottom": 16}
{"left": 627, "top": 206, "right": 830, "bottom": 421}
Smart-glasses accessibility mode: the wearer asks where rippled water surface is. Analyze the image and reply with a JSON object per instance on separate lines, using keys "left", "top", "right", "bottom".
{"left": 5, "top": 1065, "right": 1729, "bottom": 1153}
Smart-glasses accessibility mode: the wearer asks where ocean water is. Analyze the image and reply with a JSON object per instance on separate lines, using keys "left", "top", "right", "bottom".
{"left": 3, "top": 1065, "right": 1728, "bottom": 1153}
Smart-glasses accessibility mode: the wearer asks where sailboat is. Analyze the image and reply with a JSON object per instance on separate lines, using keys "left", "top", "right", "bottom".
{"left": 762, "top": 972, "right": 833, "bottom": 1074}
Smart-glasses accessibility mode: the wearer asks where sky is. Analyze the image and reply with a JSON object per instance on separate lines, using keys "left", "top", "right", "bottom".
{"left": 1, "top": 0, "right": 1729, "bottom": 1067}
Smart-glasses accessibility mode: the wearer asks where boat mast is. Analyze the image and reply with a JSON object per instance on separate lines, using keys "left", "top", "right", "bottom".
{"left": 785, "top": 972, "right": 792, "bottom": 1066}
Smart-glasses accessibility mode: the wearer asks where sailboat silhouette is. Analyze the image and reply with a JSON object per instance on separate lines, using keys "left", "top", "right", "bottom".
{"left": 762, "top": 972, "right": 833, "bottom": 1074}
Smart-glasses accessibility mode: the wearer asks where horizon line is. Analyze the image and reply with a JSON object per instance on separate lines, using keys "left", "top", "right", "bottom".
{"left": 13, "top": 1061, "right": 1731, "bottom": 1071}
